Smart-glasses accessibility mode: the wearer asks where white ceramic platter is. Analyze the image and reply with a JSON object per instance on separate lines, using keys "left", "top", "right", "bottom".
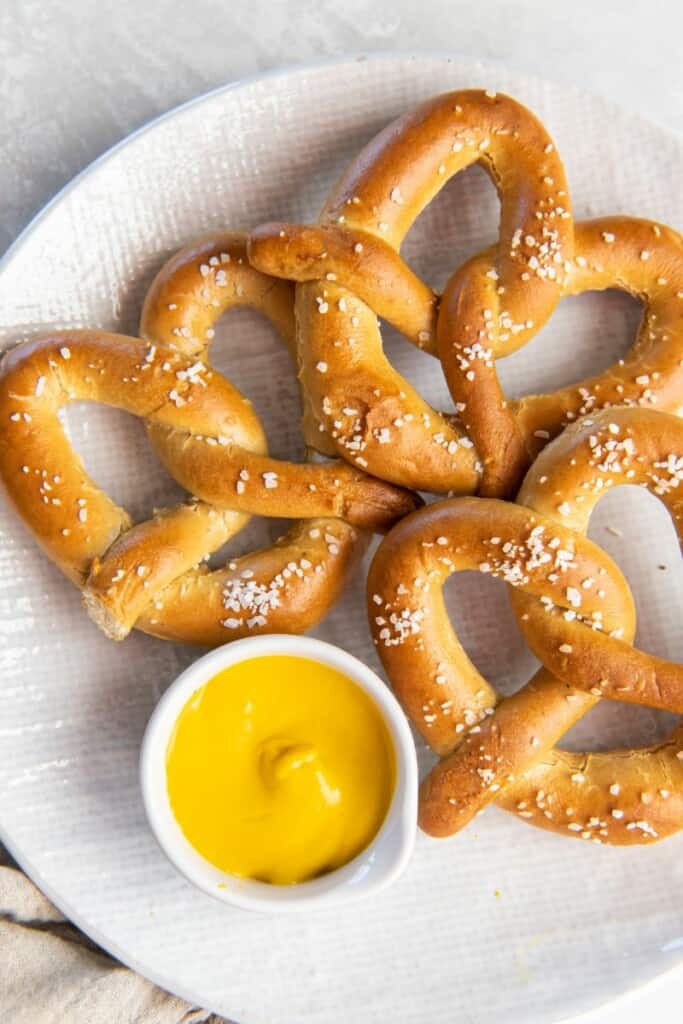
{"left": 0, "top": 55, "right": 682, "bottom": 1024}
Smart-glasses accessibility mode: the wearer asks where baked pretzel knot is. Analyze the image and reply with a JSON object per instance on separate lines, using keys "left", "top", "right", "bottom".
{"left": 250, "top": 90, "right": 683, "bottom": 497}
{"left": 368, "top": 407, "right": 683, "bottom": 845}
{"left": 0, "top": 235, "right": 419, "bottom": 645}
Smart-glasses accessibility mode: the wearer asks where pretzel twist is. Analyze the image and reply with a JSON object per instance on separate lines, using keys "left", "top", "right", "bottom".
{"left": 0, "top": 235, "right": 419, "bottom": 645}
{"left": 249, "top": 90, "right": 683, "bottom": 497}
{"left": 368, "top": 407, "right": 683, "bottom": 844}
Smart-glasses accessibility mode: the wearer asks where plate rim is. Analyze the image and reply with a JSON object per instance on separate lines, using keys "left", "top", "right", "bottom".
{"left": 1, "top": 50, "right": 682, "bottom": 1024}
{"left": 1, "top": 49, "right": 680, "bottom": 291}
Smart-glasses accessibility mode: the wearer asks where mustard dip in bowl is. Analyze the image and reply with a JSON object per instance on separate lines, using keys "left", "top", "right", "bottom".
{"left": 141, "top": 635, "right": 417, "bottom": 912}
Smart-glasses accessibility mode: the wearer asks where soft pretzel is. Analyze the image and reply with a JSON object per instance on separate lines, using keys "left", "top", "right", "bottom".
{"left": 0, "top": 237, "right": 419, "bottom": 644}
{"left": 368, "top": 407, "right": 683, "bottom": 844}
{"left": 249, "top": 90, "right": 683, "bottom": 497}
{"left": 85, "top": 232, "right": 414, "bottom": 638}
{"left": 440, "top": 216, "right": 683, "bottom": 495}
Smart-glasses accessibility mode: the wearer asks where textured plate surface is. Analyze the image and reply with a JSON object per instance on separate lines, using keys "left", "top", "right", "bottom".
{"left": 0, "top": 55, "right": 682, "bottom": 1024}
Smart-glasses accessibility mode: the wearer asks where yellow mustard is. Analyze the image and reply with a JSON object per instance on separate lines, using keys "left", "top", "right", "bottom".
{"left": 166, "top": 654, "right": 396, "bottom": 885}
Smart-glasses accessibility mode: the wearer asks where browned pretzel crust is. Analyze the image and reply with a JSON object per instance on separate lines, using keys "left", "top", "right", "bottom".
{"left": 368, "top": 408, "right": 683, "bottom": 844}
{"left": 440, "top": 217, "right": 683, "bottom": 495}
{"left": 249, "top": 90, "right": 683, "bottom": 497}
{"left": 0, "top": 236, "right": 419, "bottom": 644}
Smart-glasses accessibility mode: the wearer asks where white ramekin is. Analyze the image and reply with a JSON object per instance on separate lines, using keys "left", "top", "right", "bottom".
{"left": 140, "top": 634, "right": 418, "bottom": 912}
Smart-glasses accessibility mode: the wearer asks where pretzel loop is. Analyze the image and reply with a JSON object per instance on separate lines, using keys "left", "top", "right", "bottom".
{"left": 439, "top": 218, "right": 683, "bottom": 496}
{"left": 512, "top": 406, "right": 683, "bottom": 707}
{"left": 368, "top": 407, "right": 683, "bottom": 845}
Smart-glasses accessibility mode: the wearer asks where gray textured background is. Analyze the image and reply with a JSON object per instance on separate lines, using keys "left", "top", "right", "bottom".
{"left": 1, "top": 2, "right": 681, "bottom": 1021}
{"left": 1, "top": 0, "right": 681, "bottom": 260}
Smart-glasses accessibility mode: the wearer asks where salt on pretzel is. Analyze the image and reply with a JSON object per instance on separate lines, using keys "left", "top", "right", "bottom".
{"left": 440, "top": 216, "right": 683, "bottom": 495}
{"left": 138, "top": 231, "right": 333, "bottom": 454}
{"left": 368, "top": 407, "right": 683, "bottom": 844}
{"left": 248, "top": 88, "right": 571, "bottom": 492}
{"left": 249, "top": 90, "right": 683, "bottom": 497}
{"left": 0, "top": 237, "right": 419, "bottom": 644}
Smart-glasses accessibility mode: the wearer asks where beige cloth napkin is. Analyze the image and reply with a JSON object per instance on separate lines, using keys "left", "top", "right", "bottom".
{"left": 0, "top": 845, "right": 227, "bottom": 1023}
